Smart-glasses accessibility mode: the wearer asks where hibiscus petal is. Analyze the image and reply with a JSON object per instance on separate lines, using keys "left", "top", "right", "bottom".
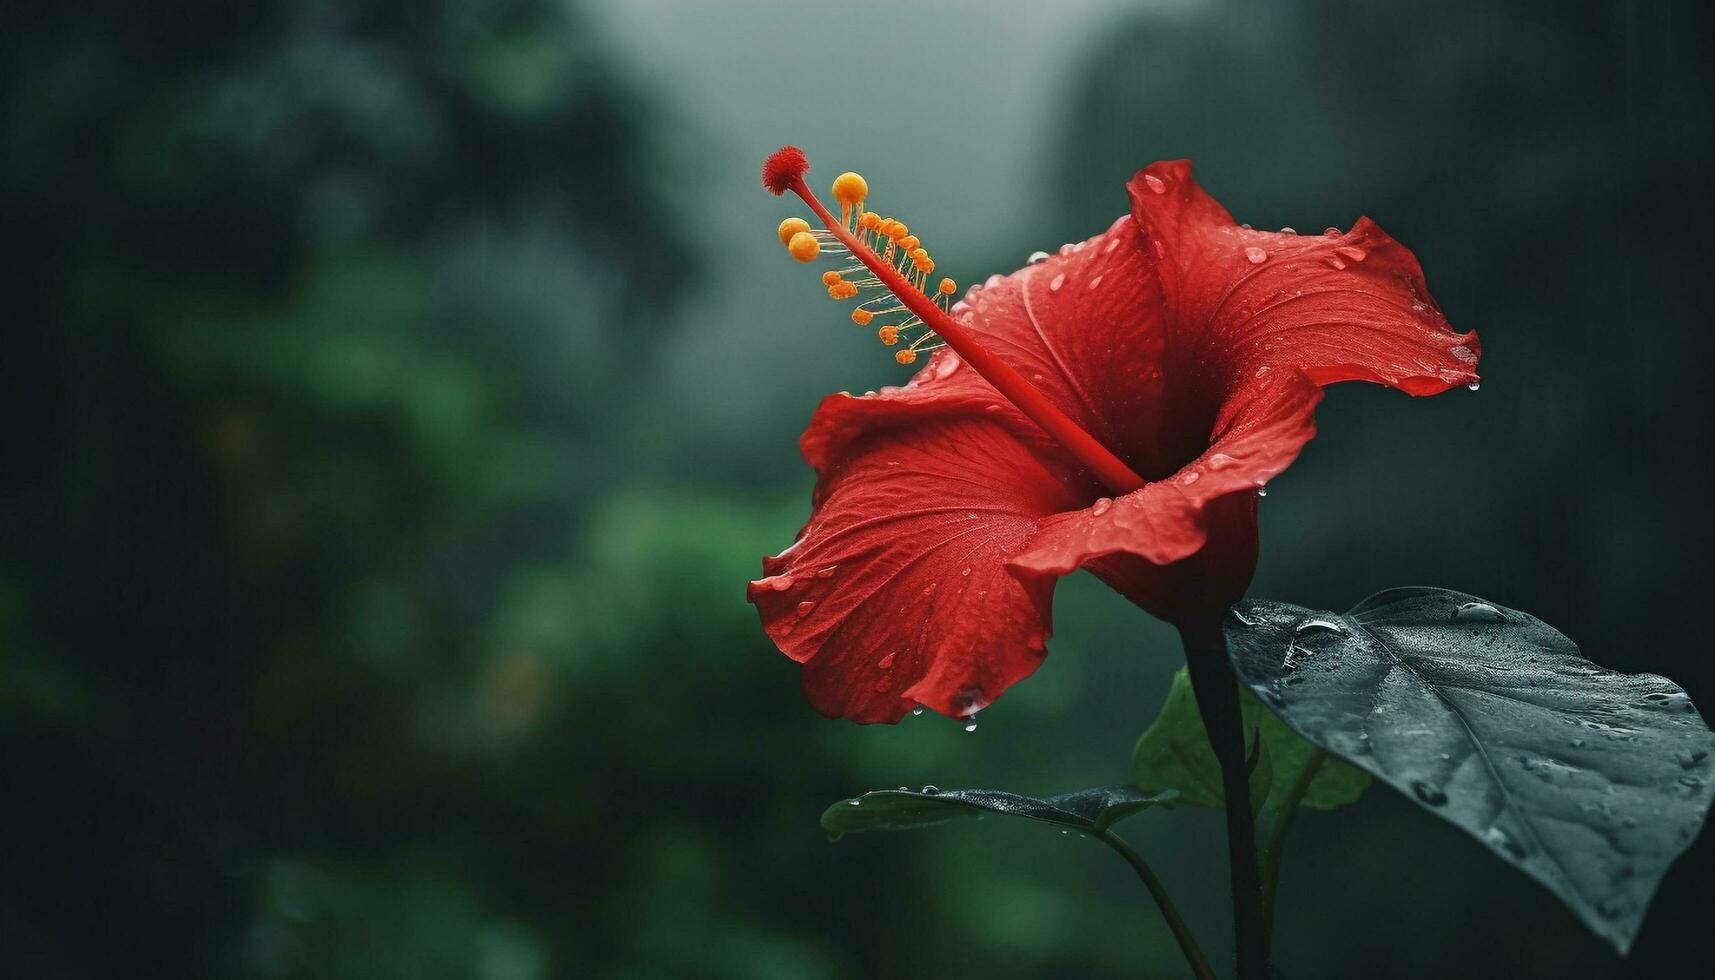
{"left": 750, "top": 395, "right": 1085, "bottom": 723}
{"left": 1130, "top": 161, "right": 1479, "bottom": 396}
{"left": 916, "top": 216, "right": 1194, "bottom": 480}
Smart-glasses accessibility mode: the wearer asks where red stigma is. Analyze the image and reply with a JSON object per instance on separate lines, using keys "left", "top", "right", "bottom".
{"left": 762, "top": 145, "right": 809, "bottom": 196}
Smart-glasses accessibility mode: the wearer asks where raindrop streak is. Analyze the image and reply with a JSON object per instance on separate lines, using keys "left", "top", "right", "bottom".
{"left": 1244, "top": 246, "right": 1268, "bottom": 264}
{"left": 1453, "top": 601, "right": 1505, "bottom": 623}
{"left": 1412, "top": 780, "right": 1449, "bottom": 806}
{"left": 1027, "top": 250, "right": 1050, "bottom": 264}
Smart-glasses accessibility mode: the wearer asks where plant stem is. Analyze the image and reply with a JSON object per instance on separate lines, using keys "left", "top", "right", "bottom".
{"left": 1181, "top": 618, "right": 1271, "bottom": 980}
{"left": 1094, "top": 829, "right": 1218, "bottom": 980}
{"left": 1259, "top": 747, "right": 1327, "bottom": 944}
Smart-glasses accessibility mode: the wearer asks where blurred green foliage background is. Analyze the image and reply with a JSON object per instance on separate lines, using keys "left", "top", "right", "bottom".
{"left": 3, "top": 1, "right": 1711, "bottom": 977}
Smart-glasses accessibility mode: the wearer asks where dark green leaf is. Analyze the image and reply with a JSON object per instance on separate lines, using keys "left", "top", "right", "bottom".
{"left": 1132, "top": 667, "right": 1370, "bottom": 812}
{"left": 1225, "top": 587, "right": 1715, "bottom": 954}
{"left": 820, "top": 784, "right": 1177, "bottom": 839}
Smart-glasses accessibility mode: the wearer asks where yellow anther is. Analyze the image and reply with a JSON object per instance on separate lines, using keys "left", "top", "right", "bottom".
{"left": 887, "top": 221, "right": 909, "bottom": 242}
{"left": 878, "top": 325, "right": 900, "bottom": 345}
{"left": 832, "top": 172, "right": 868, "bottom": 206}
{"left": 827, "top": 280, "right": 858, "bottom": 299}
{"left": 917, "top": 256, "right": 935, "bottom": 274}
{"left": 852, "top": 308, "right": 874, "bottom": 325}
{"left": 859, "top": 211, "right": 880, "bottom": 230}
{"left": 895, "top": 348, "right": 917, "bottom": 365}
{"left": 789, "top": 231, "right": 820, "bottom": 262}
{"left": 938, "top": 277, "right": 957, "bottom": 295}
{"left": 910, "top": 247, "right": 929, "bottom": 263}
{"left": 821, "top": 270, "right": 843, "bottom": 286}
{"left": 778, "top": 217, "right": 811, "bottom": 246}
{"left": 898, "top": 235, "right": 920, "bottom": 251}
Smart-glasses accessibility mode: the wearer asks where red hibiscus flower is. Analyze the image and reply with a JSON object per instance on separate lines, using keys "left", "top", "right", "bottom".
{"left": 750, "top": 149, "right": 1479, "bottom": 724}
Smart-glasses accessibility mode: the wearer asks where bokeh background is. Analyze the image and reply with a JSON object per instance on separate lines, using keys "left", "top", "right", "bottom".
{"left": 4, "top": 1, "right": 1712, "bottom": 977}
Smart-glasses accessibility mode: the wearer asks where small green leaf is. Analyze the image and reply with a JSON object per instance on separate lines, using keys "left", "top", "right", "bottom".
{"left": 1132, "top": 667, "right": 1370, "bottom": 812}
{"left": 820, "top": 784, "right": 1177, "bottom": 839}
{"left": 1226, "top": 588, "right": 1715, "bottom": 955}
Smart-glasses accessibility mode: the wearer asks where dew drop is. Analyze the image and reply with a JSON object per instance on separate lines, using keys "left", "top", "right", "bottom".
{"left": 1450, "top": 346, "right": 1476, "bottom": 363}
{"left": 960, "top": 566, "right": 972, "bottom": 577}
{"left": 1327, "top": 257, "right": 1348, "bottom": 271}
{"left": 1143, "top": 173, "right": 1166, "bottom": 194}
{"left": 848, "top": 799, "right": 861, "bottom": 806}
{"left": 1466, "top": 381, "right": 1481, "bottom": 392}
{"left": 1027, "top": 250, "right": 1050, "bottom": 265}
{"left": 795, "top": 600, "right": 816, "bottom": 618}
{"left": 921, "top": 784, "right": 939, "bottom": 795}
{"left": 1090, "top": 497, "right": 1113, "bottom": 516}
{"left": 817, "top": 565, "right": 838, "bottom": 579}
{"left": 1049, "top": 273, "right": 1066, "bottom": 292}
{"left": 1026, "top": 633, "right": 1047, "bottom": 653}
{"left": 1244, "top": 246, "right": 1268, "bottom": 264}
{"left": 1678, "top": 749, "right": 1708, "bottom": 769}
{"left": 1295, "top": 617, "right": 1345, "bottom": 636}
{"left": 755, "top": 574, "right": 796, "bottom": 592}
{"left": 1279, "top": 226, "right": 1297, "bottom": 235}
{"left": 912, "top": 705, "right": 925, "bottom": 716}
{"left": 1256, "top": 483, "right": 1269, "bottom": 498}
{"left": 1176, "top": 470, "right": 1201, "bottom": 486}
{"left": 963, "top": 715, "right": 979, "bottom": 733}
{"left": 1105, "top": 237, "right": 1121, "bottom": 254}
{"left": 878, "top": 652, "right": 896, "bottom": 670}
{"left": 1453, "top": 601, "right": 1505, "bottom": 623}
{"left": 1087, "top": 274, "right": 1104, "bottom": 290}
{"left": 1334, "top": 245, "right": 1368, "bottom": 263}
{"left": 1207, "top": 452, "right": 1238, "bottom": 470}
{"left": 1412, "top": 780, "right": 1449, "bottom": 806}
{"left": 1323, "top": 227, "right": 1342, "bottom": 238}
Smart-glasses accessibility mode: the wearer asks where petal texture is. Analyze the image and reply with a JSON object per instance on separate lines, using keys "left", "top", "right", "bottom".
{"left": 750, "top": 394, "right": 1084, "bottom": 723}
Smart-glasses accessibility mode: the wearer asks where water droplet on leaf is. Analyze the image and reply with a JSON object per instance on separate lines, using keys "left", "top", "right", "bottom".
{"left": 1453, "top": 601, "right": 1505, "bottom": 623}
{"left": 1412, "top": 780, "right": 1449, "bottom": 806}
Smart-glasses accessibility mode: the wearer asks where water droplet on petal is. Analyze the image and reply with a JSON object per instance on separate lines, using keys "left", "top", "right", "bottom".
{"left": 1323, "top": 227, "right": 1342, "bottom": 238}
{"left": 1176, "top": 470, "right": 1201, "bottom": 486}
{"left": 1087, "top": 274, "right": 1104, "bottom": 290}
{"left": 1450, "top": 346, "right": 1476, "bottom": 363}
{"left": 1027, "top": 250, "right": 1050, "bottom": 264}
{"left": 912, "top": 705, "right": 925, "bottom": 716}
{"left": 1467, "top": 381, "right": 1482, "bottom": 392}
{"left": 817, "top": 565, "right": 838, "bottom": 579}
{"left": 1412, "top": 780, "right": 1449, "bottom": 806}
{"left": 1207, "top": 453, "right": 1238, "bottom": 470}
{"left": 984, "top": 274, "right": 1005, "bottom": 290}
{"left": 1143, "top": 173, "right": 1166, "bottom": 194}
{"left": 878, "top": 652, "right": 896, "bottom": 670}
{"left": 1256, "top": 483, "right": 1269, "bottom": 498}
{"left": 963, "top": 713, "right": 979, "bottom": 733}
{"left": 1335, "top": 245, "right": 1368, "bottom": 263}
{"left": 1244, "top": 246, "right": 1268, "bottom": 264}
{"left": 1090, "top": 497, "right": 1113, "bottom": 516}
{"left": 1279, "top": 226, "right": 1297, "bottom": 235}
{"left": 796, "top": 600, "right": 816, "bottom": 618}
{"left": 1026, "top": 633, "right": 1047, "bottom": 652}
{"left": 1049, "top": 273, "right": 1066, "bottom": 291}
{"left": 1453, "top": 601, "right": 1504, "bottom": 622}
{"left": 1327, "top": 257, "right": 1348, "bottom": 270}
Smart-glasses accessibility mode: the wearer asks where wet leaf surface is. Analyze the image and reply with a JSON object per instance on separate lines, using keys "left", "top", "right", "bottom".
{"left": 821, "top": 784, "right": 1177, "bottom": 839}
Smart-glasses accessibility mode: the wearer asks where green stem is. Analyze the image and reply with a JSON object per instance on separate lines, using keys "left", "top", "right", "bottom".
{"left": 1094, "top": 828, "right": 1218, "bottom": 980}
{"left": 1181, "top": 619, "right": 1271, "bottom": 980}
{"left": 1259, "top": 748, "right": 1328, "bottom": 945}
